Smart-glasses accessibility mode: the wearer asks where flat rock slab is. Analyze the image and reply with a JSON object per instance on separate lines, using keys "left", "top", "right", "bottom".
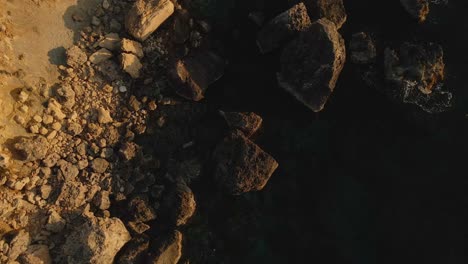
{"left": 213, "top": 130, "right": 278, "bottom": 195}
{"left": 257, "top": 2, "right": 311, "bottom": 54}
{"left": 125, "top": 0, "right": 175, "bottom": 41}
{"left": 278, "top": 18, "right": 346, "bottom": 112}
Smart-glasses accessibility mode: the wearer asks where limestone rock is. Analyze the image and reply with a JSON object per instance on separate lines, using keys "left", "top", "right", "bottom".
{"left": 121, "top": 38, "right": 144, "bottom": 58}
{"left": 213, "top": 130, "right": 278, "bottom": 195}
{"left": 121, "top": 53, "right": 143, "bottom": 79}
{"left": 125, "top": 0, "right": 175, "bottom": 41}
{"left": 257, "top": 3, "right": 311, "bottom": 54}
{"left": 62, "top": 216, "right": 131, "bottom": 264}
{"left": 13, "top": 136, "right": 49, "bottom": 162}
{"left": 278, "top": 18, "right": 345, "bottom": 112}
{"left": 99, "top": 33, "right": 121, "bottom": 51}
{"left": 90, "top": 48, "right": 113, "bottom": 64}
{"left": 66, "top": 45, "right": 87, "bottom": 68}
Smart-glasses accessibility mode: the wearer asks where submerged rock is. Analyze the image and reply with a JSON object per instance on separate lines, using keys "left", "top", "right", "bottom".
{"left": 384, "top": 42, "right": 450, "bottom": 113}
{"left": 304, "top": 0, "right": 347, "bottom": 29}
{"left": 400, "top": 0, "right": 430, "bottom": 22}
{"left": 256, "top": 2, "right": 311, "bottom": 54}
{"left": 125, "top": 0, "right": 175, "bottom": 41}
{"left": 148, "top": 230, "right": 182, "bottom": 264}
{"left": 62, "top": 216, "right": 131, "bottom": 264}
{"left": 170, "top": 50, "right": 225, "bottom": 101}
{"left": 213, "top": 130, "right": 278, "bottom": 195}
{"left": 220, "top": 111, "right": 263, "bottom": 137}
{"left": 350, "top": 32, "right": 376, "bottom": 64}
{"left": 278, "top": 18, "right": 346, "bottom": 112}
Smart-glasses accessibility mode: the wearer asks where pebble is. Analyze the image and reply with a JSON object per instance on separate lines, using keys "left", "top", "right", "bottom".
{"left": 29, "top": 124, "right": 40, "bottom": 134}
{"left": 42, "top": 114, "right": 54, "bottom": 125}
{"left": 33, "top": 115, "right": 43, "bottom": 123}
{"left": 19, "top": 105, "right": 29, "bottom": 113}
{"left": 102, "top": 0, "right": 110, "bottom": 10}
{"left": 14, "top": 115, "right": 26, "bottom": 125}
{"left": 102, "top": 84, "right": 113, "bottom": 93}
{"left": 47, "top": 130, "right": 57, "bottom": 140}
{"left": 39, "top": 127, "right": 49, "bottom": 135}
{"left": 97, "top": 107, "right": 113, "bottom": 124}
{"left": 119, "top": 86, "right": 127, "bottom": 93}
{"left": 51, "top": 122, "right": 62, "bottom": 131}
{"left": 18, "top": 91, "right": 29, "bottom": 103}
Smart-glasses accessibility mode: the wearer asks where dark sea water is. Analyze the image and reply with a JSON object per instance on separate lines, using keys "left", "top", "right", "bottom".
{"left": 187, "top": 1, "right": 468, "bottom": 263}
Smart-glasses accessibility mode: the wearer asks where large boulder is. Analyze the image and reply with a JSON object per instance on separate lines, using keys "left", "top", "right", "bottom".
{"left": 256, "top": 2, "right": 311, "bottom": 54}
{"left": 277, "top": 18, "right": 346, "bottom": 112}
{"left": 62, "top": 216, "right": 131, "bottom": 264}
{"left": 125, "top": 0, "right": 175, "bottom": 41}
{"left": 384, "top": 42, "right": 450, "bottom": 113}
{"left": 213, "top": 130, "right": 278, "bottom": 195}
{"left": 304, "top": 0, "right": 347, "bottom": 29}
{"left": 170, "top": 50, "right": 225, "bottom": 101}
{"left": 400, "top": 0, "right": 430, "bottom": 22}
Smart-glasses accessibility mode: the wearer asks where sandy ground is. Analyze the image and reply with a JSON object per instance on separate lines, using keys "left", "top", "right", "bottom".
{"left": 0, "top": 0, "right": 98, "bottom": 144}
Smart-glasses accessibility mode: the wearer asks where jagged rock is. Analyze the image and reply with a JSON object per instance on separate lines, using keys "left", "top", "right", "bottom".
{"left": 90, "top": 48, "right": 113, "bottom": 64}
{"left": 400, "top": 0, "right": 430, "bottom": 22}
{"left": 45, "top": 209, "right": 66, "bottom": 233}
{"left": 18, "top": 244, "right": 52, "bottom": 264}
{"left": 13, "top": 136, "right": 49, "bottom": 162}
{"left": 7, "top": 230, "right": 30, "bottom": 261}
{"left": 170, "top": 50, "right": 225, "bottom": 101}
{"left": 304, "top": 0, "right": 347, "bottom": 29}
{"left": 66, "top": 45, "right": 87, "bottom": 68}
{"left": 119, "top": 142, "right": 139, "bottom": 161}
{"left": 62, "top": 216, "right": 131, "bottom": 264}
{"left": 162, "top": 182, "right": 196, "bottom": 226}
{"left": 350, "top": 32, "right": 376, "bottom": 64}
{"left": 220, "top": 111, "right": 263, "bottom": 137}
{"left": 384, "top": 42, "right": 450, "bottom": 113}
{"left": 256, "top": 2, "right": 311, "bottom": 54}
{"left": 148, "top": 230, "right": 182, "bottom": 264}
{"left": 57, "top": 160, "right": 79, "bottom": 180}
{"left": 125, "top": 0, "right": 175, "bottom": 41}
{"left": 278, "top": 18, "right": 345, "bottom": 112}
{"left": 116, "top": 235, "right": 149, "bottom": 264}
{"left": 99, "top": 33, "right": 121, "bottom": 51}
{"left": 91, "top": 158, "right": 109, "bottom": 173}
{"left": 97, "top": 107, "right": 113, "bottom": 124}
{"left": 56, "top": 181, "right": 87, "bottom": 208}
{"left": 121, "top": 38, "right": 144, "bottom": 58}
{"left": 121, "top": 53, "right": 143, "bottom": 79}
{"left": 127, "top": 221, "right": 151, "bottom": 234}
{"left": 128, "top": 195, "right": 157, "bottom": 223}
{"left": 213, "top": 130, "right": 278, "bottom": 194}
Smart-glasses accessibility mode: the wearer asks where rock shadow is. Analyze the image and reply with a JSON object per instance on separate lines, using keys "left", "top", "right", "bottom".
{"left": 48, "top": 47, "right": 67, "bottom": 65}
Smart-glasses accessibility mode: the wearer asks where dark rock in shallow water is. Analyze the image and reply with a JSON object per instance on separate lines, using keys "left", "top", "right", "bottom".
{"left": 213, "top": 130, "right": 278, "bottom": 195}
{"left": 220, "top": 111, "right": 263, "bottom": 137}
{"left": 350, "top": 32, "right": 376, "bottom": 64}
{"left": 278, "top": 18, "right": 346, "bottom": 112}
{"left": 304, "top": 0, "right": 347, "bottom": 29}
{"left": 170, "top": 50, "right": 225, "bottom": 101}
{"left": 162, "top": 182, "right": 196, "bottom": 226}
{"left": 256, "top": 2, "right": 311, "bottom": 54}
{"left": 400, "top": 0, "right": 430, "bottom": 22}
{"left": 148, "top": 230, "right": 183, "bottom": 264}
{"left": 384, "top": 42, "right": 451, "bottom": 113}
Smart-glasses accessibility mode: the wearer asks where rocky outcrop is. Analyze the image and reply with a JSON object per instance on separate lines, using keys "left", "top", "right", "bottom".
{"left": 400, "top": 0, "right": 430, "bottom": 22}
{"left": 170, "top": 50, "right": 225, "bottom": 101}
{"left": 304, "top": 0, "right": 347, "bottom": 29}
{"left": 125, "top": 0, "right": 175, "bottom": 41}
{"left": 62, "top": 216, "right": 131, "bottom": 264}
{"left": 384, "top": 42, "right": 450, "bottom": 113}
{"left": 213, "top": 130, "right": 278, "bottom": 195}
{"left": 220, "top": 111, "right": 263, "bottom": 137}
{"left": 278, "top": 18, "right": 346, "bottom": 112}
{"left": 256, "top": 3, "right": 311, "bottom": 54}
